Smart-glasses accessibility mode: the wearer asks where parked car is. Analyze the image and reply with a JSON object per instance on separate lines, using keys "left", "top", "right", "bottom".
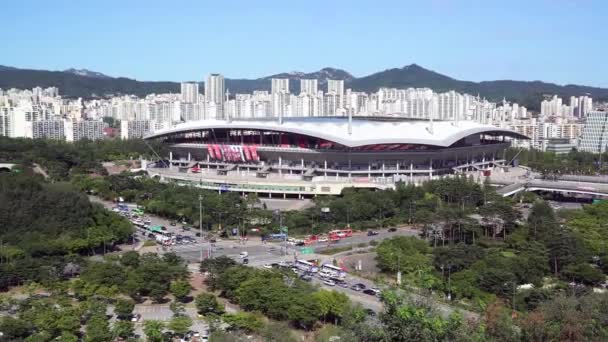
{"left": 388, "top": 227, "right": 397, "bottom": 232}
{"left": 350, "top": 284, "right": 363, "bottom": 291}
{"left": 367, "top": 230, "right": 379, "bottom": 236}
{"left": 300, "top": 274, "right": 313, "bottom": 282}
{"left": 363, "top": 289, "right": 377, "bottom": 296}
{"left": 323, "top": 279, "right": 336, "bottom": 286}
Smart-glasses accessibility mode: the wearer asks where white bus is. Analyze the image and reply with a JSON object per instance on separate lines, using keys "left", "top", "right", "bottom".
{"left": 295, "top": 259, "right": 318, "bottom": 273}
{"left": 320, "top": 264, "right": 346, "bottom": 279}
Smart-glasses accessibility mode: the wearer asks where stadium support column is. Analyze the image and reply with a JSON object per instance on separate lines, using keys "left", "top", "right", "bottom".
{"left": 410, "top": 163, "right": 414, "bottom": 184}
{"left": 279, "top": 156, "right": 282, "bottom": 175}
{"left": 207, "top": 154, "right": 210, "bottom": 170}
{"left": 429, "top": 159, "right": 433, "bottom": 180}
{"left": 368, "top": 164, "right": 371, "bottom": 178}
{"left": 324, "top": 160, "right": 327, "bottom": 178}
{"left": 396, "top": 163, "right": 400, "bottom": 182}
{"left": 169, "top": 151, "right": 173, "bottom": 170}
{"left": 301, "top": 158, "right": 304, "bottom": 169}
{"left": 188, "top": 152, "right": 191, "bottom": 162}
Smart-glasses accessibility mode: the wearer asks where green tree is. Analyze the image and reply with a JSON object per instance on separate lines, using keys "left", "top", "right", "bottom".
{"left": 562, "top": 263, "right": 605, "bottom": 285}
{"left": 0, "top": 316, "right": 32, "bottom": 340}
{"left": 313, "top": 290, "right": 350, "bottom": 324}
{"left": 170, "top": 301, "right": 186, "bottom": 317}
{"left": 200, "top": 256, "right": 237, "bottom": 290}
{"left": 263, "top": 321, "right": 298, "bottom": 342}
{"left": 112, "top": 320, "right": 135, "bottom": 339}
{"left": 57, "top": 332, "right": 79, "bottom": 342}
{"left": 143, "top": 320, "right": 165, "bottom": 342}
{"left": 195, "top": 292, "right": 225, "bottom": 315}
{"left": 170, "top": 280, "right": 192, "bottom": 302}
{"left": 84, "top": 315, "right": 112, "bottom": 342}
{"left": 55, "top": 309, "right": 81, "bottom": 336}
{"left": 375, "top": 236, "right": 431, "bottom": 273}
{"left": 120, "top": 251, "right": 141, "bottom": 268}
{"left": 168, "top": 316, "right": 193, "bottom": 337}
{"left": 380, "top": 291, "right": 480, "bottom": 342}
{"left": 221, "top": 312, "right": 265, "bottom": 332}
{"left": 114, "top": 298, "right": 135, "bottom": 319}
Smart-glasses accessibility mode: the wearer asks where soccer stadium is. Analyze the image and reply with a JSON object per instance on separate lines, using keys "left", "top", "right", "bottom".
{"left": 143, "top": 117, "right": 527, "bottom": 197}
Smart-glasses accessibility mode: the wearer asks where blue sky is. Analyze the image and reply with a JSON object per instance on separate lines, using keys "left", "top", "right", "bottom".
{"left": 3, "top": 0, "right": 607, "bottom": 86}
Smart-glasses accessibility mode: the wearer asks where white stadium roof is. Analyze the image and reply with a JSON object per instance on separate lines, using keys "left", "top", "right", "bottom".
{"left": 144, "top": 117, "right": 527, "bottom": 147}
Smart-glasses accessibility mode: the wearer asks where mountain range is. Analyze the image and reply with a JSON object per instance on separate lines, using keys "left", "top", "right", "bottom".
{"left": 1, "top": 64, "right": 607, "bottom": 111}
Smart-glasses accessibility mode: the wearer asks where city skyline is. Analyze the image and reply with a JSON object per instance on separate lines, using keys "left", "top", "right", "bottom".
{"left": 2, "top": 0, "right": 608, "bottom": 87}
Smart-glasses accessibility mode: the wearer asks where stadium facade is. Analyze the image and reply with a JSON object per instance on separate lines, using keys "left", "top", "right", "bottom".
{"left": 143, "top": 117, "right": 527, "bottom": 197}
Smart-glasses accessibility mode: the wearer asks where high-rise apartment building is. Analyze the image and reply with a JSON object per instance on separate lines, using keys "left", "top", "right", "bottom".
{"left": 121, "top": 120, "right": 152, "bottom": 139}
{"left": 205, "top": 74, "right": 225, "bottom": 118}
{"left": 578, "top": 111, "right": 608, "bottom": 153}
{"left": 30, "top": 120, "right": 65, "bottom": 140}
{"left": 65, "top": 120, "right": 107, "bottom": 142}
{"left": 271, "top": 78, "right": 289, "bottom": 94}
{"left": 327, "top": 79, "right": 344, "bottom": 96}
{"left": 327, "top": 79, "right": 344, "bottom": 109}
{"left": 180, "top": 82, "right": 199, "bottom": 103}
{"left": 300, "top": 79, "right": 318, "bottom": 95}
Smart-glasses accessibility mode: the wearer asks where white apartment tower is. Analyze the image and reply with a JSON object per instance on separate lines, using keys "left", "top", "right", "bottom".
{"left": 578, "top": 111, "right": 608, "bottom": 153}
{"left": 327, "top": 79, "right": 345, "bottom": 109}
{"left": 180, "top": 82, "right": 199, "bottom": 103}
{"left": 300, "top": 79, "right": 318, "bottom": 95}
{"left": 271, "top": 78, "right": 289, "bottom": 94}
{"left": 205, "top": 74, "right": 225, "bottom": 118}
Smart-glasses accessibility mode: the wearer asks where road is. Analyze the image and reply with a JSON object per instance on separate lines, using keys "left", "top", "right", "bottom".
{"left": 90, "top": 195, "right": 476, "bottom": 320}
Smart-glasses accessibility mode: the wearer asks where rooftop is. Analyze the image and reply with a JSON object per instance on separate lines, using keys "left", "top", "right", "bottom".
{"left": 145, "top": 117, "right": 527, "bottom": 147}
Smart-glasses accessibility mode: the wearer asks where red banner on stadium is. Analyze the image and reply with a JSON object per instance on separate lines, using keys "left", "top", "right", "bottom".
{"left": 207, "top": 145, "right": 215, "bottom": 159}
{"left": 206, "top": 145, "right": 259, "bottom": 162}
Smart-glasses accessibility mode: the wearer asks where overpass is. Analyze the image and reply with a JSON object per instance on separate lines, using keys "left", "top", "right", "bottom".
{"left": 496, "top": 180, "right": 608, "bottom": 198}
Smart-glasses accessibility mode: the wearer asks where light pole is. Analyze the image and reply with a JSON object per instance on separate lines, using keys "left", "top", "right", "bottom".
{"left": 346, "top": 207, "right": 350, "bottom": 228}
{"left": 199, "top": 194, "right": 204, "bottom": 262}
{"left": 447, "top": 264, "right": 452, "bottom": 301}
{"left": 281, "top": 212, "right": 287, "bottom": 257}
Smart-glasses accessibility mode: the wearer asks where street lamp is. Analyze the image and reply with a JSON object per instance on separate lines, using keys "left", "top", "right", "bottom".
{"left": 199, "top": 194, "right": 204, "bottom": 262}
{"left": 447, "top": 264, "right": 452, "bottom": 301}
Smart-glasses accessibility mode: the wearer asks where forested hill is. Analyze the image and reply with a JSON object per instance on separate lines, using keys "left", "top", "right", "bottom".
{"left": 2, "top": 64, "right": 608, "bottom": 111}
{"left": 0, "top": 67, "right": 179, "bottom": 98}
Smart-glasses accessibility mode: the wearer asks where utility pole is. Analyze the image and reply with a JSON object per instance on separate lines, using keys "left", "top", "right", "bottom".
{"left": 346, "top": 207, "right": 350, "bottom": 228}
{"left": 281, "top": 212, "right": 287, "bottom": 257}
{"left": 447, "top": 264, "right": 452, "bottom": 301}
{"left": 396, "top": 254, "right": 401, "bottom": 285}
{"left": 199, "top": 194, "right": 204, "bottom": 262}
